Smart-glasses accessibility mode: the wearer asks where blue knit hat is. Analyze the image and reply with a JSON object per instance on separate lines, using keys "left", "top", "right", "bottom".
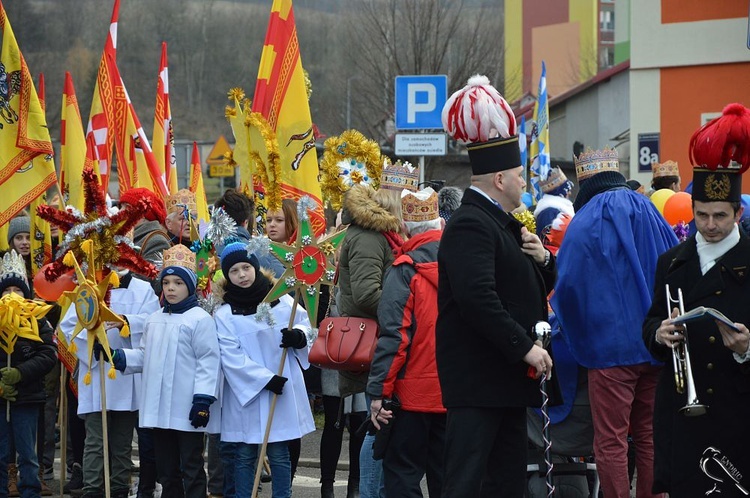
{"left": 220, "top": 241, "right": 259, "bottom": 277}
{"left": 160, "top": 266, "right": 197, "bottom": 295}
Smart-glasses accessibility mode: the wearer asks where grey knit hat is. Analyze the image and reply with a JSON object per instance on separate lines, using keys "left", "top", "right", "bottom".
{"left": 7, "top": 216, "right": 30, "bottom": 244}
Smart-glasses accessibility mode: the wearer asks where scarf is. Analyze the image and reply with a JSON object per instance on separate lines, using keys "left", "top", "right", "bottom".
{"left": 161, "top": 294, "right": 199, "bottom": 314}
{"left": 223, "top": 270, "right": 274, "bottom": 315}
{"left": 573, "top": 171, "right": 629, "bottom": 211}
{"left": 383, "top": 230, "right": 405, "bottom": 256}
{"left": 696, "top": 223, "right": 740, "bottom": 275}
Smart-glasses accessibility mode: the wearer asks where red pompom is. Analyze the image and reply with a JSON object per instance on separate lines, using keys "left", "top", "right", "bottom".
{"left": 689, "top": 103, "right": 750, "bottom": 173}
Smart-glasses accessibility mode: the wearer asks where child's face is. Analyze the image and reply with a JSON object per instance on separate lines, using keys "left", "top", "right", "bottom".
{"left": 162, "top": 275, "right": 190, "bottom": 304}
{"left": 228, "top": 262, "right": 256, "bottom": 288}
{"left": 1, "top": 286, "right": 24, "bottom": 297}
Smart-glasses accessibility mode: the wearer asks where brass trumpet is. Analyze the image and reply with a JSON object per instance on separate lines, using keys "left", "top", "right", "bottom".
{"left": 665, "top": 284, "right": 707, "bottom": 417}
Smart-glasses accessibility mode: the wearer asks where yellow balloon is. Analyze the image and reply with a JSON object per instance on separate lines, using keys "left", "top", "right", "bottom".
{"left": 650, "top": 188, "right": 675, "bottom": 214}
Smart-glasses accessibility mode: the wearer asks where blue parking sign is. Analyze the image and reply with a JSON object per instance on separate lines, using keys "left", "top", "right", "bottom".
{"left": 395, "top": 75, "right": 448, "bottom": 130}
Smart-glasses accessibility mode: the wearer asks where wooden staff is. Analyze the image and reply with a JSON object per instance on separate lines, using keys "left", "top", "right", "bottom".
{"left": 6, "top": 351, "right": 10, "bottom": 422}
{"left": 58, "top": 366, "right": 68, "bottom": 498}
{"left": 99, "top": 352, "right": 111, "bottom": 498}
{"left": 252, "top": 293, "right": 300, "bottom": 498}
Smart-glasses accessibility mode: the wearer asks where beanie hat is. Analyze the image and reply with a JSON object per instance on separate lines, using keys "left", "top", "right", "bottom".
{"left": 7, "top": 216, "right": 30, "bottom": 244}
{"left": 438, "top": 186, "right": 463, "bottom": 221}
{"left": 220, "top": 241, "right": 260, "bottom": 277}
{"left": 120, "top": 188, "right": 166, "bottom": 225}
{"left": 0, "top": 250, "right": 31, "bottom": 298}
{"left": 160, "top": 266, "right": 197, "bottom": 296}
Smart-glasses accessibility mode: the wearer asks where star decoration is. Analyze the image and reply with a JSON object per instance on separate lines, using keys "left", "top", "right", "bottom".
{"left": 35, "top": 167, "right": 158, "bottom": 283}
{"left": 60, "top": 239, "right": 129, "bottom": 385}
{"left": 0, "top": 293, "right": 51, "bottom": 355}
{"left": 264, "top": 198, "right": 347, "bottom": 325}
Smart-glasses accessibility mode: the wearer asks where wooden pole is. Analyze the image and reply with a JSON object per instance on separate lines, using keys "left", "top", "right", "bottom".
{"left": 99, "top": 358, "right": 111, "bottom": 498}
{"left": 6, "top": 351, "right": 10, "bottom": 422}
{"left": 251, "top": 293, "right": 300, "bottom": 498}
{"left": 59, "top": 367, "right": 68, "bottom": 498}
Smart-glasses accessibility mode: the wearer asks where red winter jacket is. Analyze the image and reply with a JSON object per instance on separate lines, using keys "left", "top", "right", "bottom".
{"left": 367, "top": 230, "right": 446, "bottom": 413}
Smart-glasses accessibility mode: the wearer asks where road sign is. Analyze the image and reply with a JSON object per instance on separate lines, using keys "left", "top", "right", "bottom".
{"left": 637, "top": 133, "right": 659, "bottom": 173}
{"left": 209, "top": 163, "right": 235, "bottom": 178}
{"left": 206, "top": 135, "right": 232, "bottom": 165}
{"left": 394, "top": 133, "right": 447, "bottom": 156}
{"left": 395, "top": 75, "right": 448, "bottom": 130}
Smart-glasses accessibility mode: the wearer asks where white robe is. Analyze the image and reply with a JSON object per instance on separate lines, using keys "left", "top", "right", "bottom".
{"left": 123, "top": 306, "right": 222, "bottom": 433}
{"left": 214, "top": 295, "right": 316, "bottom": 444}
{"left": 59, "top": 277, "right": 160, "bottom": 415}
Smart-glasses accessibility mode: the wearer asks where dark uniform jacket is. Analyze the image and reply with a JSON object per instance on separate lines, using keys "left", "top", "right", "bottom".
{"left": 1, "top": 318, "right": 56, "bottom": 406}
{"left": 436, "top": 188, "right": 556, "bottom": 408}
{"left": 643, "top": 234, "right": 750, "bottom": 497}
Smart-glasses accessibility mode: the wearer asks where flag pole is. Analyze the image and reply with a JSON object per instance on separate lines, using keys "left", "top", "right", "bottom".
{"left": 251, "top": 292, "right": 300, "bottom": 498}
{"left": 58, "top": 366, "right": 68, "bottom": 498}
{"left": 99, "top": 354, "right": 111, "bottom": 498}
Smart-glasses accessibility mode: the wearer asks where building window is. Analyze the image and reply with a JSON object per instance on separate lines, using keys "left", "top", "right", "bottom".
{"left": 599, "top": 10, "right": 614, "bottom": 31}
{"left": 600, "top": 47, "right": 615, "bottom": 69}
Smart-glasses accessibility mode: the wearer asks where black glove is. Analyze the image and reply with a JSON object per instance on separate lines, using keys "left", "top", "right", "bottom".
{"left": 93, "top": 341, "right": 107, "bottom": 361}
{"left": 264, "top": 375, "right": 288, "bottom": 395}
{"left": 188, "top": 395, "right": 213, "bottom": 428}
{"left": 280, "top": 328, "right": 307, "bottom": 349}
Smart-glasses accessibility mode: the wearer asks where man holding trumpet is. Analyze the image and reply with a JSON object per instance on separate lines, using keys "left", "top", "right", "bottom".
{"left": 643, "top": 103, "right": 750, "bottom": 497}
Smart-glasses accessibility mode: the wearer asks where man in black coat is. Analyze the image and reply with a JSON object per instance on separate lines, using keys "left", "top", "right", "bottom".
{"left": 437, "top": 76, "right": 556, "bottom": 497}
{"left": 643, "top": 103, "right": 750, "bottom": 497}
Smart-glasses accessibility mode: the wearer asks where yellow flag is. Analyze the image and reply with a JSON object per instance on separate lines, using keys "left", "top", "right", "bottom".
{"left": 252, "top": 0, "right": 325, "bottom": 235}
{"left": 189, "top": 142, "right": 210, "bottom": 224}
{"left": 225, "top": 92, "right": 253, "bottom": 198}
{"left": 28, "top": 73, "right": 53, "bottom": 277}
{"left": 0, "top": 2, "right": 55, "bottom": 226}
{"left": 60, "top": 72, "right": 87, "bottom": 211}
{"left": 0, "top": 223, "right": 8, "bottom": 252}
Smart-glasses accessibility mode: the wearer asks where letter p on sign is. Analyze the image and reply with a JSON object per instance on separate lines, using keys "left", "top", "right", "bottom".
{"left": 395, "top": 75, "right": 448, "bottom": 130}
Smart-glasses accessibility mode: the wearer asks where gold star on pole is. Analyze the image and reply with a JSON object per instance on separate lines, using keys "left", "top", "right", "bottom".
{"left": 263, "top": 200, "right": 346, "bottom": 326}
{"left": 61, "top": 239, "right": 129, "bottom": 385}
{"left": 0, "top": 294, "right": 51, "bottom": 354}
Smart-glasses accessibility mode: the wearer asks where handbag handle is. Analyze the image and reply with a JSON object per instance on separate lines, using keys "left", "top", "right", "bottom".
{"left": 323, "top": 319, "right": 368, "bottom": 366}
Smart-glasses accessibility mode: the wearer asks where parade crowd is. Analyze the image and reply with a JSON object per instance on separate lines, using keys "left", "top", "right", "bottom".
{"left": 1, "top": 77, "right": 749, "bottom": 498}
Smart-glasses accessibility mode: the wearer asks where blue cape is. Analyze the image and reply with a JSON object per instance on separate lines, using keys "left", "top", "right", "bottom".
{"left": 551, "top": 189, "right": 678, "bottom": 368}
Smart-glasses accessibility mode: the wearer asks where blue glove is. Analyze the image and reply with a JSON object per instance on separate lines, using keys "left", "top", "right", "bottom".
{"left": 280, "top": 328, "right": 307, "bottom": 349}
{"left": 189, "top": 395, "right": 213, "bottom": 428}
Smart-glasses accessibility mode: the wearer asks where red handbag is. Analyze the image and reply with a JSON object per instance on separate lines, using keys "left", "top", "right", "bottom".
{"left": 309, "top": 316, "right": 379, "bottom": 371}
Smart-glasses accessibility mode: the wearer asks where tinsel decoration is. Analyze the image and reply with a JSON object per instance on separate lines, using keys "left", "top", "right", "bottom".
{"left": 296, "top": 196, "right": 316, "bottom": 222}
{"left": 513, "top": 209, "right": 537, "bottom": 234}
{"left": 205, "top": 208, "right": 239, "bottom": 249}
{"left": 197, "top": 293, "right": 222, "bottom": 315}
{"left": 673, "top": 221, "right": 690, "bottom": 242}
{"left": 263, "top": 203, "right": 348, "bottom": 326}
{"left": 36, "top": 168, "right": 158, "bottom": 283}
{"left": 302, "top": 69, "right": 312, "bottom": 100}
{"left": 245, "top": 111, "right": 282, "bottom": 212}
{"left": 254, "top": 302, "right": 276, "bottom": 326}
{"left": 246, "top": 236, "right": 272, "bottom": 260}
{"left": 319, "top": 130, "right": 382, "bottom": 211}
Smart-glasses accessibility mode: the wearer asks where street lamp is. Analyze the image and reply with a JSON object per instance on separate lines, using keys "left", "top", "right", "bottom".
{"left": 346, "top": 76, "right": 360, "bottom": 129}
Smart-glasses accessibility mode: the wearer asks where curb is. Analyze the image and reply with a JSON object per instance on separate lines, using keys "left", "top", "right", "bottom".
{"left": 297, "top": 457, "right": 350, "bottom": 472}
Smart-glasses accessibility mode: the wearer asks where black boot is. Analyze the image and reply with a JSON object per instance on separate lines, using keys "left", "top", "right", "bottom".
{"left": 321, "top": 480, "right": 334, "bottom": 498}
{"left": 137, "top": 461, "right": 157, "bottom": 498}
{"left": 63, "top": 463, "right": 84, "bottom": 496}
{"left": 346, "top": 479, "right": 360, "bottom": 498}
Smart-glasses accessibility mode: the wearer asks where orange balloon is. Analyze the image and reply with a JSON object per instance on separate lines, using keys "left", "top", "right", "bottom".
{"left": 33, "top": 265, "right": 76, "bottom": 301}
{"left": 663, "top": 192, "right": 693, "bottom": 225}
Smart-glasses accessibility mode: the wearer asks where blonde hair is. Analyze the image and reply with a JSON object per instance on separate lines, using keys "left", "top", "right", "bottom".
{"left": 373, "top": 188, "right": 403, "bottom": 223}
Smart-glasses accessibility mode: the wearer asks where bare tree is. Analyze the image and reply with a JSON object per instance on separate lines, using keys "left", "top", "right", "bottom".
{"left": 342, "top": 0, "right": 504, "bottom": 142}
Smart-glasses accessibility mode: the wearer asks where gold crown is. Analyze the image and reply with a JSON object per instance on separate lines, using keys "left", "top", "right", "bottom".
{"left": 401, "top": 188, "right": 439, "bottom": 222}
{"left": 0, "top": 250, "right": 28, "bottom": 287}
{"left": 162, "top": 244, "right": 196, "bottom": 273}
{"left": 539, "top": 167, "right": 570, "bottom": 193}
{"left": 574, "top": 147, "right": 619, "bottom": 181}
{"left": 166, "top": 189, "right": 197, "bottom": 216}
{"left": 652, "top": 160, "right": 679, "bottom": 178}
{"left": 381, "top": 159, "right": 419, "bottom": 192}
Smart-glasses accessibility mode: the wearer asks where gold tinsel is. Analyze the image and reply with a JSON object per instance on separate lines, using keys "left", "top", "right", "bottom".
{"left": 512, "top": 209, "right": 537, "bottom": 234}
{"left": 227, "top": 87, "right": 245, "bottom": 101}
{"left": 224, "top": 105, "right": 237, "bottom": 118}
{"left": 319, "top": 129, "right": 382, "bottom": 211}
{"left": 245, "top": 112, "right": 282, "bottom": 212}
{"left": 303, "top": 69, "right": 312, "bottom": 100}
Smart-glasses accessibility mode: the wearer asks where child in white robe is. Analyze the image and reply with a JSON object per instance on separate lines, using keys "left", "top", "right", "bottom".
{"left": 114, "top": 245, "right": 221, "bottom": 498}
{"left": 214, "top": 242, "right": 315, "bottom": 498}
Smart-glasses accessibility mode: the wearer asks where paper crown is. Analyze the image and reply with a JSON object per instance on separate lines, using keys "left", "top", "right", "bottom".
{"left": 162, "top": 244, "right": 196, "bottom": 273}
{"left": 0, "top": 250, "right": 28, "bottom": 288}
{"left": 652, "top": 160, "right": 679, "bottom": 178}
{"left": 381, "top": 159, "right": 419, "bottom": 192}
{"left": 401, "top": 187, "right": 439, "bottom": 222}
{"left": 689, "top": 103, "right": 750, "bottom": 202}
{"left": 540, "top": 167, "right": 570, "bottom": 194}
{"left": 574, "top": 147, "right": 619, "bottom": 182}
{"left": 166, "top": 189, "right": 197, "bottom": 216}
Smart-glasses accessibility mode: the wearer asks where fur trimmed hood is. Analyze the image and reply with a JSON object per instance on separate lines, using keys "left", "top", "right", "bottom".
{"left": 341, "top": 184, "right": 401, "bottom": 233}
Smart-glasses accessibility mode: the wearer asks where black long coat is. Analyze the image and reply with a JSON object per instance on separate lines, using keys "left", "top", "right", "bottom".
{"left": 436, "top": 188, "right": 556, "bottom": 409}
{"left": 643, "top": 235, "right": 750, "bottom": 497}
